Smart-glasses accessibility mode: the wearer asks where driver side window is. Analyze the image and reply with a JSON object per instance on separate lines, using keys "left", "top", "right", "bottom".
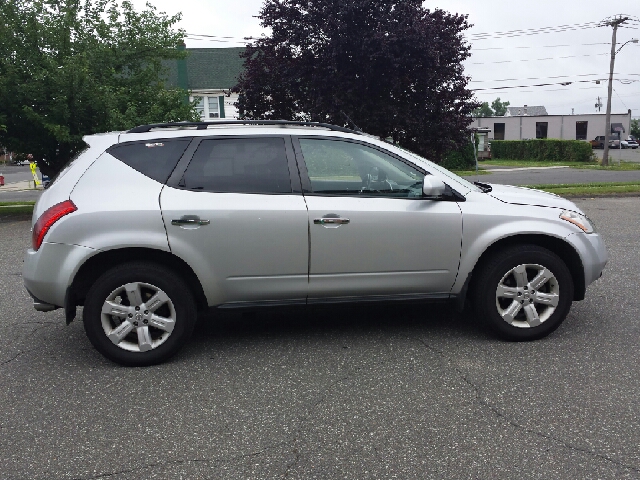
{"left": 298, "top": 138, "right": 424, "bottom": 198}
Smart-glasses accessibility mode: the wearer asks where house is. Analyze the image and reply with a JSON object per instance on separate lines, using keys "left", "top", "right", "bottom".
{"left": 471, "top": 110, "right": 632, "bottom": 142}
{"left": 164, "top": 46, "right": 245, "bottom": 120}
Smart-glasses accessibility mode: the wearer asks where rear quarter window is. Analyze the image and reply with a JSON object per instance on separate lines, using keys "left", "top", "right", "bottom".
{"left": 107, "top": 139, "right": 192, "bottom": 183}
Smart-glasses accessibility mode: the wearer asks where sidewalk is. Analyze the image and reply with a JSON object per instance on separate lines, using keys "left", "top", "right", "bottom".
{"left": 0, "top": 180, "right": 43, "bottom": 192}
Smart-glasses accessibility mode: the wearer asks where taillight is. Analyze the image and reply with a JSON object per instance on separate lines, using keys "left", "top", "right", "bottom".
{"left": 32, "top": 200, "right": 77, "bottom": 251}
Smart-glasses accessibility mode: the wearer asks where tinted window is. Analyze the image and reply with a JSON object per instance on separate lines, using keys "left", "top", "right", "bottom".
{"left": 181, "top": 137, "right": 292, "bottom": 194}
{"left": 299, "top": 139, "right": 424, "bottom": 198}
{"left": 108, "top": 139, "right": 191, "bottom": 183}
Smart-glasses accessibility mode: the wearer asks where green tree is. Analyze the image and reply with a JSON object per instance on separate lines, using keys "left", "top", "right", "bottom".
{"left": 0, "top": 0, "right": 199, "bottom": 175}
{"left": 491, "top": 97, "right": 510, "bottom": 116}
{"left": 472, "top": 102, "right": 494, "bottom": 117}
{"left": 631, "top": 119, "right": 640, "bottom": 138}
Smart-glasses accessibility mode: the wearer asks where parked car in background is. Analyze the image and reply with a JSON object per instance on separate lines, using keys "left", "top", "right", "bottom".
{"left": 621, "top": 138, "right": 638, "bottom": 149}
{"left": 22, "top": 120, "right": 608, "bottom": 366}
{"left": 590, "top": 136, "right": 606, "bottom": 149}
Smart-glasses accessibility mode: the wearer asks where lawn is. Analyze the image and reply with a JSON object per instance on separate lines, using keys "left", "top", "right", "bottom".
{"left": 524, "top": 181, "right": 640, "bottom": 196}
{"left": 481, "top": 159, "right": 640, "bottom": 170}
{"left": 0, "top": 201, "right": 35, "bottom": 216}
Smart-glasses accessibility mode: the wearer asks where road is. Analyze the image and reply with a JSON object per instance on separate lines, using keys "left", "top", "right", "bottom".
{"left": 472, "top": 166, "right": 640, "bottom": 186}
{"left": 0, "top": 164, "right": 37, "bottom": 184}
{"left": 1, "top": 197, "right": 639, "bottom": 479}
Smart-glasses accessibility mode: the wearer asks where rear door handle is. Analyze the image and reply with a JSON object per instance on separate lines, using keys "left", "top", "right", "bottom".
{"left": 171, "top": 215, "right": 210, "bottom": 226}
{"left": 313, "top": 217, "right": 350, "bottom": 225}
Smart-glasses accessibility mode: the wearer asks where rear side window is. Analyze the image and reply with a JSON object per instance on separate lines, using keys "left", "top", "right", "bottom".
{"left": 180, "top": 137, "right": 292, "bottom": 194}
{"left": 108, "top": 139, "right": 191, "bottom": 183}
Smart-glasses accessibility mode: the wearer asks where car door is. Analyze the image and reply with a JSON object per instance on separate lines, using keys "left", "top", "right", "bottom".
{"left": 294, "top": 137, "right": 463, "bottom": 301}
{"left": 160, "top": 135, "right": 309, "bottom": 306}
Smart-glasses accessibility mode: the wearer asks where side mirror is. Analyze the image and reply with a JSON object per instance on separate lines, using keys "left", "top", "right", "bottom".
{"left": 422, "top": 176, "right": 446, "bottom": 197}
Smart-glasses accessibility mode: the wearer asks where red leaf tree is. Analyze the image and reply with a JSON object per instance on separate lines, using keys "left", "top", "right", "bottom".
{"left": 234, "top": 0, "right": 478, "bottom": 162}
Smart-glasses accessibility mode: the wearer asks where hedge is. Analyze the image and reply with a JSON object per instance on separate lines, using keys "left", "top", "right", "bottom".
{"left": 441, "top": 140, "right": 476, "bottom": 170}
{"left": 490, "top": 139, "right": 593, "bottom": 162}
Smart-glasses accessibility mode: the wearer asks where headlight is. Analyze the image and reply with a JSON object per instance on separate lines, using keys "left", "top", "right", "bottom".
{"left": 560, "top": 210, "right": 595, "bottom": 233}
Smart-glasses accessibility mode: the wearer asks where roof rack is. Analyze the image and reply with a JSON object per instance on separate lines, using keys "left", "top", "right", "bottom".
{"left": 127, "top": 120, "right": 362, "bottom": 135}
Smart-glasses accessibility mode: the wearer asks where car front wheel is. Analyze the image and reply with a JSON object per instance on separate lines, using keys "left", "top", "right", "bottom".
{"left": 473, "top": 245, "right": 574, "bottom": 341}
{"left": 83, "top": 262, "right": 197, "bottom": 366}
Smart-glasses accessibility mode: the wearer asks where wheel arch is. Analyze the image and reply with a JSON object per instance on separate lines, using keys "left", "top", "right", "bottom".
{"left": 467, "top": 234, "right": 586, "bottom": 302}
{"left": 70, "top": 247, "right": 208, "bottom": 312}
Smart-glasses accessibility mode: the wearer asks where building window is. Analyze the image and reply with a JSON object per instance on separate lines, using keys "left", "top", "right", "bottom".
{"left": 193, "top": 95, "right": 224, "bottom": 120}
{"left": 195, "top": 98, "right": 205, "bottom": 118}
{"left": 208, "top": 97, "right": 220, "bottom": 118}
{"left": 536, "top": 122, "right": 548, "bottom": 139}
{"left": 494, "top": 123, "right": 505, "bottom": 140}
{"left": 576, "top": 121, "right": 588, "bottom": 140}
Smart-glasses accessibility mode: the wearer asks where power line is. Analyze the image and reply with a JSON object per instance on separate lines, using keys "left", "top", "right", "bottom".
{"left": 468, "top": 52, "right": 609, "bottom": 65}
{"left": 473, "top": 42, "right": 610, "bottom": 51}
{"left": 469, "top": 73, "right": 621, "bottom": 83}
{"left": 467, "top": 21, "right": 601, "bottom": 41}
{"left": 470, "top": 78, "right": 637, "bottom": 92}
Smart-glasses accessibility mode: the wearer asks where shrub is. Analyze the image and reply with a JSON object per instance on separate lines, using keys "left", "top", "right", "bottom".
{"left": 441, "top": 140, "right": 476, "bottom": 170}
{"left": 490, "top": 139, "right": 593, "bottom": 162}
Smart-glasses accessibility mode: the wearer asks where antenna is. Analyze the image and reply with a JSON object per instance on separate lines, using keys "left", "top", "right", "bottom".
{"left": 340, "top": 111, "right": 362, "bottom": 133}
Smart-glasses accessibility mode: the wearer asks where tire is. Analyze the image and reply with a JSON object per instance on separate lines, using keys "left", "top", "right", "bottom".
{"left": 472, "top": 245, "right": 574, "bottom": 341}
{"left": 83, "top": 262, "right": 197, "bottom": 366}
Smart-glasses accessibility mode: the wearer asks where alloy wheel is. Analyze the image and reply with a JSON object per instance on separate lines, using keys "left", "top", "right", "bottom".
{"left": 100, "top": 282, "right": 176, "bottom": 352}
{"left": 495, "top": 263, "right": 560, "bottom": 328}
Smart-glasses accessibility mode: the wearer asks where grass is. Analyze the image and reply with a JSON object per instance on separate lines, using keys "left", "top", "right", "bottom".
{"left": 482, "top": 159, "right": 597, "bottom": 168}
{"left": 524, "top": 181, "right": 640, "bottom": 196}
{"left": 483, "top": 158, "right": 640, "bottom": 170}
{"left": 0, "top": 201, "right": 36, "bottom": 206}
{"left": 0, "top": 201, "right": 35, "bottom": 216}
{"left": 451, "top": 169, "right": 490, "bottom": 176}
{"left": 570, "top": 161, "right": 640, "bottom": 171}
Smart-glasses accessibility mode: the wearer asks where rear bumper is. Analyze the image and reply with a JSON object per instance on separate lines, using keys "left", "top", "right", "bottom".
{"left": 23, "top": 242, "right": 97, "bottom": 308}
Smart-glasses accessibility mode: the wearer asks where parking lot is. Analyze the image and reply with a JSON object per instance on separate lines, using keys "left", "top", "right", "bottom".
{"left": 592, "top": 147, "right": 640, "bottom": 163}
{"left": 1, "top": 196, "right": 639, "bottom": 479}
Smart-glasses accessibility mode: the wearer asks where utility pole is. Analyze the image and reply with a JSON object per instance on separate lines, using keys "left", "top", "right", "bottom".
{"left": 602, "top": 16, "right": 628, "bottom": 166}
{"left": 595, "top": 96, "right": 602, "bottom": 112}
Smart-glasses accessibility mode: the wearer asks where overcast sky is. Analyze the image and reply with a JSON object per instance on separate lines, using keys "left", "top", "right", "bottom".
{"left": 132, "top": 0, "right": 640, "bottom": 116}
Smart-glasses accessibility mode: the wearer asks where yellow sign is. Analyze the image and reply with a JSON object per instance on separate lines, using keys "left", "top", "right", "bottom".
{"left": 30, "top": 161, "right": 40, "bottom": 187}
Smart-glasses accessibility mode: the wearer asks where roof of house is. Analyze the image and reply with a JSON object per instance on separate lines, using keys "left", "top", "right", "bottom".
{"left": 505, "top": 106, "right": 548, "bottom": 116}
{"left": 164, "top": 47, "right": 245, "bottom": 90}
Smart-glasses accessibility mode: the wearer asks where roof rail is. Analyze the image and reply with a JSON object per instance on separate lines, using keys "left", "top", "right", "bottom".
{"left": 127, "top": 120, "right": 362, "bottom": 135}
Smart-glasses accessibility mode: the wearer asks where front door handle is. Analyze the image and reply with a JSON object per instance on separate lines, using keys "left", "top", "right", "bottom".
{"left": 171, "top": 215, "right": 210, "bottom": 226}
{"left": 313, "top": 217, "right": 350, "bottom": 225}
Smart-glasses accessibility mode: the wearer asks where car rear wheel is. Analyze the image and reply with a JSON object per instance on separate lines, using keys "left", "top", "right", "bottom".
{"left": 83, "top": 262, "right": 197, "bottom": 366}
{"left": 473, "top": 245, "right": 574, "bottom": 341}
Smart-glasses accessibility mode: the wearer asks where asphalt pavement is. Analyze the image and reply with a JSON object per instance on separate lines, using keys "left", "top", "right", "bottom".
{"left": 472, "top": 166, "right": 640, "bottom": 186}
{"left": 592, "top": 147, "right": 640, "bottom": 163}
{"left": 1, "top": 197, "right": 639, "bottom": 479}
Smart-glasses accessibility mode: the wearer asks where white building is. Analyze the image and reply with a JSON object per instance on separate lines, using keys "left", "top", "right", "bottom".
{"left": 471, "top": 109, "right": 632, "bottom": 142}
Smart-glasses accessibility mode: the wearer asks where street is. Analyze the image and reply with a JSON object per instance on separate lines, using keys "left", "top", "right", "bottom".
{"left": 1, "top": 196, "right": 639, "bottom": 479}
{"left": 0, "top": 164, "right": 37, "bottom": 184}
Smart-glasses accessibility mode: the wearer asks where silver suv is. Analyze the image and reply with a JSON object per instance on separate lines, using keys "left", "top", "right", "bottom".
{"left": 23, "top": 121, "right": 608, "bottom": 366}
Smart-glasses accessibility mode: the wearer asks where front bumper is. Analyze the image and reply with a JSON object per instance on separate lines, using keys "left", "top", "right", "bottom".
{"left": 23, "top": 241, "right": 97, "bottom": 308}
